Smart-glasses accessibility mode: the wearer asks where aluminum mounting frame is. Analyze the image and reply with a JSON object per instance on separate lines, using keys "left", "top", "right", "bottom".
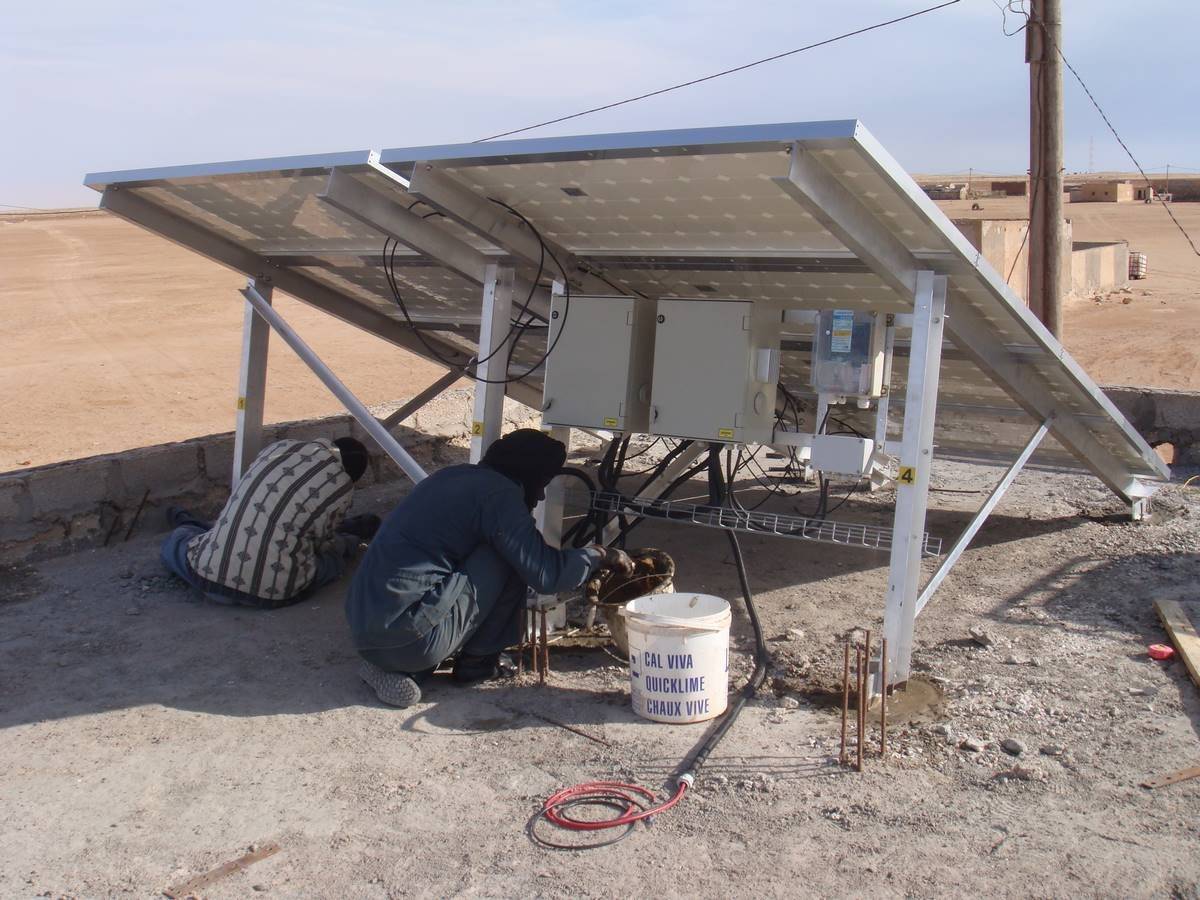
{"left": 84, "top": 118, "right": 1169, "bottom": 689}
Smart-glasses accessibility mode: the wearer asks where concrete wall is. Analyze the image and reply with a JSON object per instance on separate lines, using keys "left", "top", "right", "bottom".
{"left": 1071, "top": 241, "right": 1130, "bottom": 296}
{"left": 1104, "top": 386, "right": 1200, "bottom": 466}
{"left": 953, "top": 217, "right": 1073, "bottom": 305}
{"left": 0, "top": 415, "right": 411, "bottom": 564}
{"left": 1147, "top": 177, "right": 1200, "bottom": 202}
{"left": 0, "top": 389, "right": 545, "bottom": 564}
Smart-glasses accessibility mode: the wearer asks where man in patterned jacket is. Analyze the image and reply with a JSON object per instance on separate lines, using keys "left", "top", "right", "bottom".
{"left": 160, "top": 437, "right": 378, "bottom": 608}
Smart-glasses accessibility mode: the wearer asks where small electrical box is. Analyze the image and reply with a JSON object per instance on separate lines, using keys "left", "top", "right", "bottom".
{"left": 649, "top": 298, "right": 782, "bottom": 444}
{"left": 810, "top": 434, "right": 876, "bottom": 477}
{"left": 811, "top": 309, "right": 885, "bottom": 400}
{"left": 541, "top": 294, "right": 655, "bottom": 432}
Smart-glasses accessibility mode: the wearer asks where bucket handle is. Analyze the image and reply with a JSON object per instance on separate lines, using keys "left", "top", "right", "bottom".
{"left": 616, "top": 607, "right": 728, "bottom": 633}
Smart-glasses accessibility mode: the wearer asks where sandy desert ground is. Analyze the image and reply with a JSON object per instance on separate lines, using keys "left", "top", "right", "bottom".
{"left": 1, "top": 437, "right": 1197, "bottom": 897}
{"left": 941, "top": 195, "right": 1200, "bottom": 388}
{"left": 2, "top": 198, "right": 1199, "bottom": 471}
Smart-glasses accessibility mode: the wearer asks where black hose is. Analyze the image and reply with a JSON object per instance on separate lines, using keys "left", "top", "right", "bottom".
{"left": 677, "top": 448, "right": 771, "bottom": 781}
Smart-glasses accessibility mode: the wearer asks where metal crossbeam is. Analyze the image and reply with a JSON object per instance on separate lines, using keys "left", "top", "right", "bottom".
{"left": 379, "top": 369, "right": 462, "bottom": 431}
{"left": 99, "top": 187, "right": 475, "bottom": 371}
{"left": 407, "top": 166, "right": 615, "bottom": 296}
{"left": 587, "top": 491, "right": 941, "bottom": 556}
{"left": 319, "top": 168, "right": 548, "bottom": 317}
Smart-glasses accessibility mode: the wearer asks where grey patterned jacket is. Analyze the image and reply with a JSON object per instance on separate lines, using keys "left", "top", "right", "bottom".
{"left": 187, "top": 439, "right": 353, "bottom": 602}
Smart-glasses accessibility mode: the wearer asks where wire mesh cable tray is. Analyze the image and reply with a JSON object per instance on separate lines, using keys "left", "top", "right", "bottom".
{"left": 588, "top": 491, "right": 942, "bottom": 557}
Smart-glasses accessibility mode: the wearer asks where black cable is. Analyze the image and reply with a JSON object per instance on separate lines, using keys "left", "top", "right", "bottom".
{"left": 676, "top": 449, "right": 770, "bottom": 782}
{"left": 381, "top": 200, "right": 573, "bottom": 384}
{"left": 470, "top": 220, "right": 544, "bottom": 369}
{"left": 485, "top": 198, "right": 575, "bottom": 381}
{"left": 474, "top": 0, "right": 963, "bottom": 143}
{"left": 609, "top": 456, "right": 711, "bottom": 545}
{"left": 821, "top": 477, "right": 861, "bottom": 517}
{"left": 827, "top": 415, "right": 866, "bottom": 439}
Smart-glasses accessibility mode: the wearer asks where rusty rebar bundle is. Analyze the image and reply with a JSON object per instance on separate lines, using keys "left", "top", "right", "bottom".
{"left": 840, "top": 629, "right": 890, "bottom": 770}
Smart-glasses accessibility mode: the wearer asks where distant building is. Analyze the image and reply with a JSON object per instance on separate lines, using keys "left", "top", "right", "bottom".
{"left": 953, "top": 218, "right": 1129, "bottom": 303}
{"left": 924, "top": 184, "right": 968, "bottom": 200}
{"left": 1073, "top": 181, "right": 1135, "bottom": 203}
{"left": 1134, "top": 185, "right": 1155, "bottom": 202}
{"left": 992, "top": 180, "right": 1029, "bottom": 197}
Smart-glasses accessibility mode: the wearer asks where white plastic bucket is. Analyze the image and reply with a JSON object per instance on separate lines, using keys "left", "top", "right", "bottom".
{"left": 620, "top": 592, "right": 731, "bottom": 724}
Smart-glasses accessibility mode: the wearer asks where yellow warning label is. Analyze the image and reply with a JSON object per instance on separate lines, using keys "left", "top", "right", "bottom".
{"left": 470, "top": 421, "right": 484, "bottom": 436}
{"left": 897, "top": 465, "right": 917, "bottom": 486}
{"left": 603, "top": 417, "right": 619, "bottom": 428}
{"left": 717, "top": 427, "right": 735, "bottom": 440}
{"left": 236, "top": 397, "right": 246, "bottom": 411}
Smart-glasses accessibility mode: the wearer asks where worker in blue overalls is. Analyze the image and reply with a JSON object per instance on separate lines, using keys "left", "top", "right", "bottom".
{"left": 346, "top": 429, "right": 633, "bottom": 707}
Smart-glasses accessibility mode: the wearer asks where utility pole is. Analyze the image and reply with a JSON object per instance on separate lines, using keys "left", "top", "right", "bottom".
{"left": 1026, "top": 0, "right": 1064, "bottom": 338}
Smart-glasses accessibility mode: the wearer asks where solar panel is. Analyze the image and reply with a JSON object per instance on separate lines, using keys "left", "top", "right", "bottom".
{"left": 85, "top": 119, "right": 1167, "bottom": 500}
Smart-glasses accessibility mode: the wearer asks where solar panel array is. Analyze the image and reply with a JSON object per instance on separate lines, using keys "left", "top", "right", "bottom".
{"left": 85, "top": 120, "right": 1167, "bottom": 494}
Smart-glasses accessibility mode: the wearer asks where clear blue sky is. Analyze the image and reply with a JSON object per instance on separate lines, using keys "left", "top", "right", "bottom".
{"left": 2, "top": 0, "right": 1195, "bottom": 209}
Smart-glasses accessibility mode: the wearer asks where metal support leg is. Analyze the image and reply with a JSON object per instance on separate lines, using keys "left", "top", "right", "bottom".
{"left": 379, "top": 369, "right": 462, "bottom": 431}
{"left": 536, "top": 424, "right": 572, "bottom": 629}
{"left": 232, "top": 279, "right": 272, "bottom": 486}
{"left": 914, "top": 418, "right": 1051, "bottom": 617}
{"left": 869, "top": 316, "right": 898, "bottom": 492}
{"left": 240, "top": 284, "right": 428, "bottom": 484}
{"left": 882, "top": 272, "right": 946, "bottom": 686}
{"left": 470, "top": 264, "right": 516, "bottom": 463}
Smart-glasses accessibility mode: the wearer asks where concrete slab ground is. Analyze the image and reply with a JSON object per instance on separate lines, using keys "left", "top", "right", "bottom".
{"left": 2, "top": 454, "right": 1199, "bottom": 898}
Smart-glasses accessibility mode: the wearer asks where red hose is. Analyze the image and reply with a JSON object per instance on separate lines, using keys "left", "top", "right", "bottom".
{"left": 541, "top": 780, "right": 688, "bottom": 831}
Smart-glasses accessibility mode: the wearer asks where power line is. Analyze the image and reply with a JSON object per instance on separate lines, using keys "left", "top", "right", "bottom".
{"left": 996, "top": 4, "right": 1198, "bottom": 258}
{"left": 1055, "top": 44, "right": 1199, "bottom": 257}
{"left": 474, "top": 0, "right": 964, "bottom": 143}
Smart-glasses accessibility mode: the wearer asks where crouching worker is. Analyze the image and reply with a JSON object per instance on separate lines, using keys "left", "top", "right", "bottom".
{"left": 161, "top": 437, "right": 380, "bottom": 608}
{"left": 346, "top": 428, "right": 633, "bottom": 708}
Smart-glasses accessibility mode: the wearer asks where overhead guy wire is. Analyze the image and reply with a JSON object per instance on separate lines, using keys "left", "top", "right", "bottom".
{"left": 474, "top": 0, "right": 964, "bottom": 143}
{"left": 995, "top": 1, "right": 1199, "bottom": 258}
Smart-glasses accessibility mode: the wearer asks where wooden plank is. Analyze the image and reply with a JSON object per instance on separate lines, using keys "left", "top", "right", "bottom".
{"left": 1154, "top": 599, "right": 1200, "bottom": 690}
{"left": 1141, "top": 766, "right": 1200, "bottom": 790}
{"left": 164, "top": 842, "right": 281, "bottom": 898}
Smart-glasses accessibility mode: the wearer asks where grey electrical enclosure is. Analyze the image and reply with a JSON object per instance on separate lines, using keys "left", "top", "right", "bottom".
{"left": 811, "top": 309, "right": 885, "bottom": 400}
{"left": 649, "top": 298, "right": 782, "bottom": 444}
{"left": 542, "top": 294, "right": 655, "bottom": 433}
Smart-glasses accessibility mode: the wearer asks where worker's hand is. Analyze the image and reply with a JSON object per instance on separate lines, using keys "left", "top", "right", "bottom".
{"left": 595, "top": 546, "right": 635, "bottom": 579}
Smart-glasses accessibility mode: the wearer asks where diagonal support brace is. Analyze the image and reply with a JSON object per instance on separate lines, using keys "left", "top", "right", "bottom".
{"left": 241, "top": 283, "right": 428, "bottom": 484}
{"left": 914, "top": 417, "right": 1052, "bottom": 616}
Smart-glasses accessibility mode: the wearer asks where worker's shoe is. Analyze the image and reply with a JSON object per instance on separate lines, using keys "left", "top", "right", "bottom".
{"left": 452, "top": 652, "right": 517, "bottom": 684}
{"left": 358, "top": 660, "right": 423, "bottom": 708}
